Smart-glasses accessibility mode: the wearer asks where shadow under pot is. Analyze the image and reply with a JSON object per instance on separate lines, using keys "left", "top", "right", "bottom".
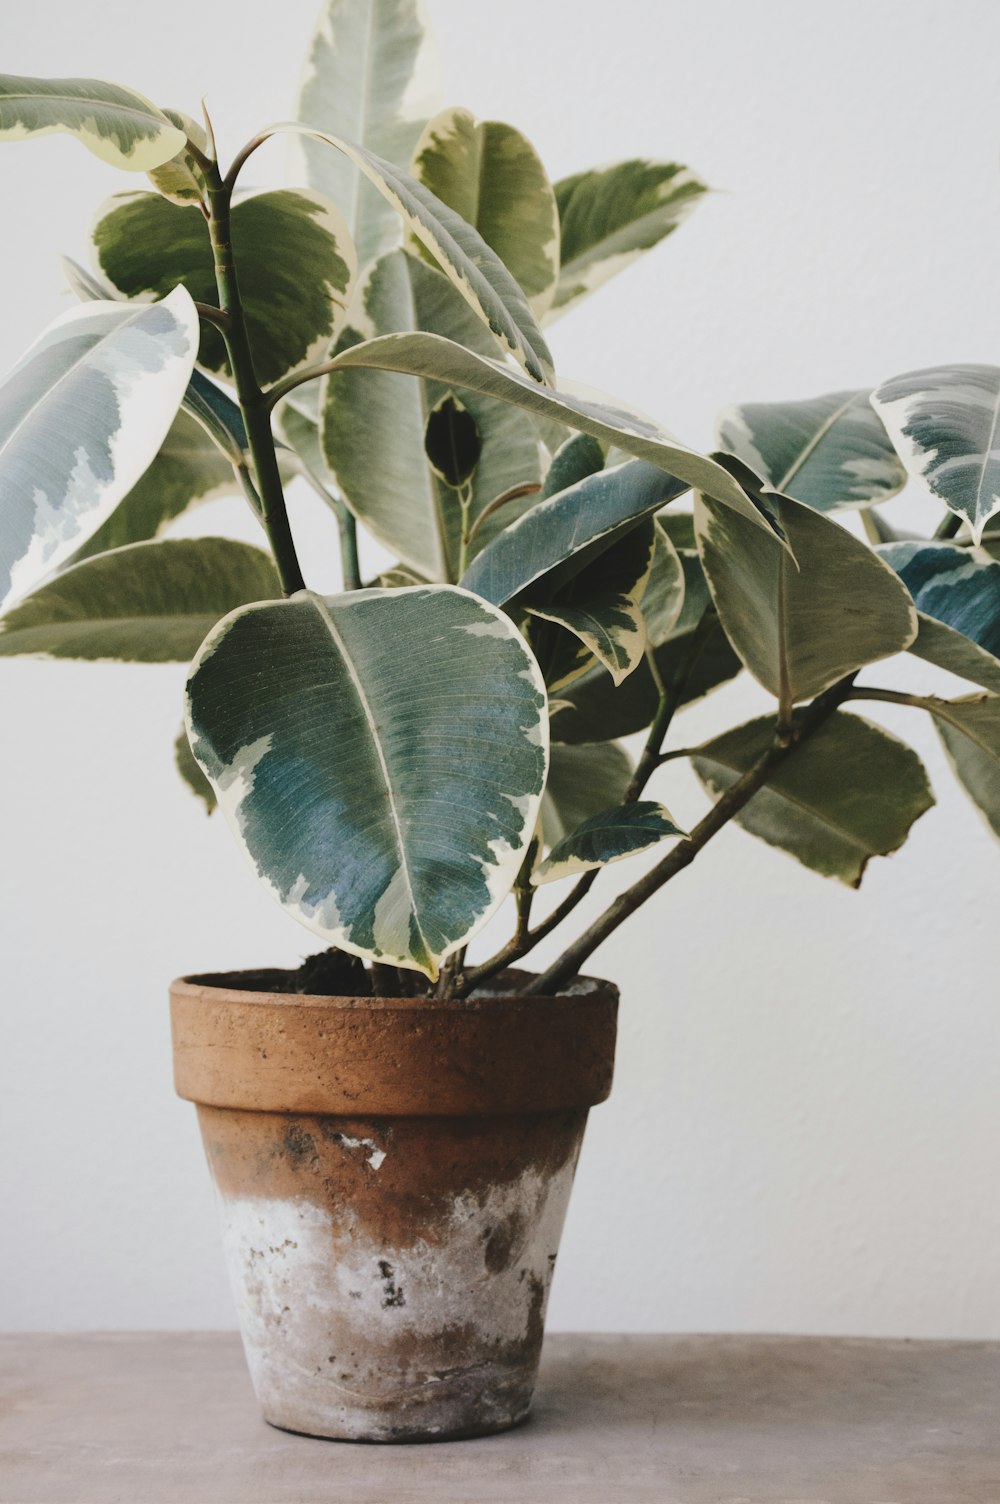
{"left": 170, "top": 971, "right": 618, "bottom": 1443}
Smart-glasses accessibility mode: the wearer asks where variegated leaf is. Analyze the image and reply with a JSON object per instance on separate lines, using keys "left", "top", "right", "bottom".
{"left": 693, "top": 712, "right": 934, "bottom": 886}
{"left": 0, "top": 288, "right": 198, "bottom": 612}
{"left": 642, "top": 519, "right": 686, "bottom": 646}
{"left": 872, "top": 365, "right": 1000, "bottom": 542}
{"left": 326, "top": 331, "right": 775, "bottom": 527}
{"left": 550, "top": 159, "right": 707, "bottom": 322}
{"left": 933, "top": 695, "right": 1000, "bottom": 839}
{"left": 0, "top": 73, "right": 184, "bottom": 171}
{"left": 93, "top": 188, "right": 356, "bottom": 386}
{"left": 294, "top": 0, "right": 440, "bottom": 269}
{"left": 277, "top": 122, "right": 552, "bottom": 383}
{"left": 175, "top": 723, "right": 216, "bottom": 813}
{"left": 541, "top": 740, "right": 633, "bottom": 846}
{"left": 146, "top": 109, "right": 208, "bottom": 206}
{"left": 409, "top": 107, "right": 559, "bottom": 318}
{"left": 717, "top": 390, "right": 906, "bottom": 513}
{"left": 695, "top": 471, "right": 916, "bottom": 706}
{"left": 541, "top": 432, "right": 605, "bottom": 498}
{"left": 877, "top": 541, "right": 1000, "bottom": 694}
{"left": 322, "top": 251, "right": 541, "bottom": 580}
{"left": 534, "top": 801, "right": 685, "bottom": 885}
{"left": 186, "top": 586, "right": 548, "bottom": 977}
{"left": 528, "top": 597, "right": 646, "bottom": 688}
{"left": 0, "top": 538, "right": 278, "bottom": 660}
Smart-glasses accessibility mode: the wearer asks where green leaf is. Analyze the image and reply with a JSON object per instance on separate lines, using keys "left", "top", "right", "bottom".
{"left": 147, "top": 109, "right": 208, "bottom": 206}
{"left": 326, "top": 331, "right": 776, "bottom": 527}
{"left": 295, "top": 0, "right": 440, "bottom": 268}
{"left": 933, "top": 695, "right": 1000, "bottom": 839}
{"left": 175, "top": 724, "right": 215, "bottom": 813}
{"left": 878, "top": 541, "right": 1000, "bottom": 695}
{"left": 424, "top": 393, "right": 481, "bottom": 488}
{"left": 551, "top": 159, "right": 707, "bottom": 322}
{"left": 0, "top": 289, "right": 198, "bottom": 612}
{"left": 186, "top": 585, "right": 548, "bottom": 978}
{"left": 717, "top": 390, "right": 906, "bottom": 513}
{"left": 534, "top": 801, "right": 685, "bottom": 884}
{"left": 541, "top": 740, "right": 633, "bottom": 846}
{"left": 541, "top": 433, "right": 605, "bottom": 498}
{"left": 695, "top": 472, "right": 916, "bottom": 705}
{"left": 0, "top": 73, "right": 185, "bottom": 171}
{"left": 642, "top": 520, "right": 686, "bottom": 646}
{"left": 693, "top": 712, "right": 935, "bottom": 886}
{"left": 410, "top": 107, "right": 559, "bottom": 318}
{"left": 322, "top": 251, "right": 541, "bottom": 580}
{"left": 93, "top": 188, "right": 357, "bottom": 386}
{"left": 872, "top": 365, "right": 1000, "bottom": 542}
{"left": 69, "top": 410, "right": 237, "bottom": 563}
{"left": 0, "top": 538, "right": 278, "bottom": 661}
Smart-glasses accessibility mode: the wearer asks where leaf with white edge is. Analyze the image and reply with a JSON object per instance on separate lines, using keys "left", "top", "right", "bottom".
{"left": 0, "top": 288, "right": 198, "bottom": 612}
{"left": 534, "top": 801, "right": 685, "bottom": 884}
{"left": 147, "top": 109, "right": 208, "bottom": 206}
{"left": 877, "top": 541, "right": 1000, "bottom": 694}
{"left": 695, "top": 469, "right": 916, "bottom": 705}
{"left": 693, "top": 711, "right": 934, "bottom": 886}
{"left": 0, "top": 73, "right": 184, "bottom": 171}
{"left": 322, "top": 252, "right": 541, "bottom": 579}
{"left": 175, "top": 724, "right": 215, "bottom": 813}
{"left": 872, "top": 364, "right": 1000, "bottom": 542}
{"left": 541, "top": 740, "right": 633, "bottom": 846}
{"left": 327, "top": 331, "right": 778, "bottom": 529}
{"left": 93, "top": 188, "right": 357, "bottom": 386}
{"left": 642, "top": 519, "right": 686, "bottom": 646}
{"left": 528, "top": 597, "right": 646, "bottom": 688}
{"left": 186, "top": 585, "right": 548, "bottom": 978}
{"left": 410, "top": 107, "right": 559, "bottom": 319}
{"left": 0, "top": 538, "right": 278, "bottom": 661}
{"left": 424, "top": 392, "right": 480, "bottom": 488}
{"left": 294, "top": 0, "right": 440, "bottom": 269}
{"left": 550, "top": 159, "right": 707, "bottom": 322}
{"left": 274, "top": 121, "right": 554, "bottom": 384}
{"left": 717, "top": 389, "right": 906, "bottom": 513}
{"left": 933, "top": 694, "right": 1000, "bottom": 839}
{"left": 541, "top": 432, "right": 604, "bottom": 499}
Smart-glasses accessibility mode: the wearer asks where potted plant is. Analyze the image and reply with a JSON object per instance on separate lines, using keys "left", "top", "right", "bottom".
{"left": 3, "top": 0, "right": 1000, "bottom": 1445}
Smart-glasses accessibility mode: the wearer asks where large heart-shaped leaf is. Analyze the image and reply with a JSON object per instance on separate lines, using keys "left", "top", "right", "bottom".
{"left": 550, "top": 159, "right": 707, "bottom": 323}
{"left": 294, "top": 0, "right": 440, "bottom": 269}
{"left": 325, "top": 331, "right": 775, "bottom": 527}
{"left": 409, "top": 107, "right": 559, "bottom": 319}
{"left": 93, "top": 189, "right": 357, "bottom": 386}
{"left": 186, "top": 585, "right": 548, "bottom": 977}
{"left": 0, "top": 288, "right": 198, "bottom": 612}
{"left": 695, "top": 477, "right": 916, "bottom": 706}
{"left": 275, "top": 123, "right": 553, "bottom": 384}
{"left": 0, "top": 73, "right": 184, "bottom": 171}
{"left": 879, "top": 541, "right": 1000, "bottom": 694}
{"left": 717, "top": 390, "right": 906, "bottom": 513}
{"left": 933, "top": 695, "right": 1000, "bottom": 839}
{"left": 693, "top": 712, "right": 934, "bottom": 886}
{"left": 541, "top": 740, "right": 633, "bottom": 847}
{"left": 0, "top": 538, "right": 278, "bottom": 660}
{"left": 322, "top": 251, "right": 540, "bottom": 580}
{"left": 534, "top": 802, "right": 685, "bottom": 885}
{"left": 872, "top": 365, "right": 1000, "bottom": 542}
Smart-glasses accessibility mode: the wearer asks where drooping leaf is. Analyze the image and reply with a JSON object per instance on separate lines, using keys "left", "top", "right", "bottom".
{"left": 933, "top": 695, "right": 1000, "bottom": 839}
{"left": 294, "top": 0, "right": 440, "bottom": 268}
{"left": 0, "top": 288, "right": 198, "bottom": 612}
{"left": 186, "top": 585, "right": 548, "bottom": 978}
{"left": 871, "top": 365, "right": 1000, "bottom": 542}
{"left": 695, "top": 473, "right": 916, "bottom": 706}
{"left": 147, "top": 109, "right": 208, "bottom": 206}
{"left": 541, "top": 740, "right": 633, "bottom": 846}
{"left": 326, "top": 331, "right": 776, "bottom": 528}
{"left": 92, "top": 188, "right": 356, "bottom": 386}
{"left": 878, "top": 541, "right": 1000, "bottom": 694}
{"left": 275, "top": 121, "right": 553, "bottom": 384}
{"left": 322, "top": 252, "right": 541, "bottom": 579}
{"left": 409, "top": 107, "right": 559, "bottom": 318}
{"left": 0, "top": 73, "right": 185, "bottom": 171}
{"left": 69, "top": 410, "right": 237, "bottom": 562}
{"left": 175, "top": 723, "right": 215, "bottom": 813}
{"left": 534, "top": 801, "right": 685, "bottom": 885}
{"left": 717, "top": 390, "right": 906, "bottom": 513}
{"left": 424, "top": 392, "right": 480, "bottom": 488}
{"left": 550, "top": 159, "right": 707, "bottom": 322}
{"left": 541, "top": 432, "right": 605, "bottom": 498}
{"left": 642, "top": 520, "right": 686, "bottom": 646}
{"left": 0, "top": 538, "right": 279, "bottom": 660}
{"left": 693, "top": 712, "right": 935, "bottom": 886}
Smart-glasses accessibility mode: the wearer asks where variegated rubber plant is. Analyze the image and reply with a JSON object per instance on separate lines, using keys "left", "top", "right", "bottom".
{"left": 2, "top": 1, "right": 1000, "bottom": 998}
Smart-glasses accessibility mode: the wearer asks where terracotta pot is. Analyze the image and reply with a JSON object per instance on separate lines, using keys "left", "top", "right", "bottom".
{"left": 170, "top": 970, "right": 618, "bottom": 1443}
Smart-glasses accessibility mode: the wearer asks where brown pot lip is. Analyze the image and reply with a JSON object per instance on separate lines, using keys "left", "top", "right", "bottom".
{"left": 170, "top": 968, "right": 619, "bottom": 1118}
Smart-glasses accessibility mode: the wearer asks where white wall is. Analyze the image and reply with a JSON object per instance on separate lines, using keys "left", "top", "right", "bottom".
{"left": 2, "top": 0, "right": 1000, "bottom": 1338}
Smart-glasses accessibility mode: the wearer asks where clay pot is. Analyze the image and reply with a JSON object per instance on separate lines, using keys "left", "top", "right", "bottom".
{"left": 170, "top": 971, "right": 618, "bottom": 1443}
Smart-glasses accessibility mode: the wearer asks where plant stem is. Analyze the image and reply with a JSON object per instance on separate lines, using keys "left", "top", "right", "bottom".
{"left": 529, "top": 676, "right": 857, "bottom": 995}
{"left": 203, "top": 164, "right": 305, "bottom": 596}
{"left": 288, "top": 454, "right": 363, "bottom": 591}
{"left": 935, "top": 512, "right": 963, "bottom": 540}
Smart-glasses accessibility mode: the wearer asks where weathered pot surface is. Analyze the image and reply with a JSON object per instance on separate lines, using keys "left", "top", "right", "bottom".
{"left": 170, "top": 969, "right": 618, "bottom": 1443}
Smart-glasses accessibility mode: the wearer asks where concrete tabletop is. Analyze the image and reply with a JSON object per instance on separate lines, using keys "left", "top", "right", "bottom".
{"left": 1, "top": 1331, "right": 998, "bottom": 1503}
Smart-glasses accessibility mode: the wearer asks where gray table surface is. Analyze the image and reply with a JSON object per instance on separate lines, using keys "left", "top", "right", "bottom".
{"left": 1, "top": 1331, "right": 998, "bottom": 1504}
